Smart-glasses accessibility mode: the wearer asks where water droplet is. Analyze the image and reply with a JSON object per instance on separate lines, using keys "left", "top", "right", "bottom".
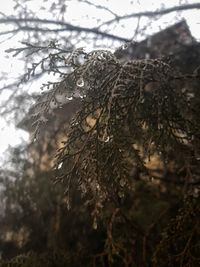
{"left": 66, "top": 96, "right": 73, "bottom": 100}
{"left": 119, "top": 179, "right": 126, "bottom": 187}
{"left": 97, "top": 55, "right": 102, "bottom": 61}
{"left": 66, "top": 198, "right": 71, "bottom": 210}
{"left": 186, "top": 92, "right": 194, "bottom": 100}
{"left": 98, "top": 133, "right": 113, "bottom": 143}
{"left": 50, "top": 99, "right": 58, "bottom": 109}
{"left": 118, "top": 191, "right": 125, "bottom": 198}
{"left": 93, "top": 217, "right": 97, "bottom": 230}
{"left": 96, "top": 183, "right": 100, "bottom": 190}
{"left": 122, "top": 43, "right": 128, "bottom": 50}
{"left": 58, "top": 162, "right": 63, "bottom": 169}
{"left": 71, "top": 120, "right": 79, "bottom": 126}
{"left": 76, "top": 78, "right": 84, "bottom": 87}
{"left": 104, "top": 136, "right": 110, "bottom": 142}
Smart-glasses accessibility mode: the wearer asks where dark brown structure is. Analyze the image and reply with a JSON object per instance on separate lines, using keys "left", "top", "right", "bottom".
{"left": 116, "top": 20, "right": 195, "bottom": 60}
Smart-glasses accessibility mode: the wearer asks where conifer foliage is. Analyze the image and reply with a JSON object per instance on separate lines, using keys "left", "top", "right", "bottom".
{"left": 1, "top": 41, "right": 200, "bottom": 266}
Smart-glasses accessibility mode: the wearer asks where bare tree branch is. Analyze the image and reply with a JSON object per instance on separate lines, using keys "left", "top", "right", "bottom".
{"left": 78, "top": 0, "right": 118, "bottom": 17}
{"left": 1, "top": 3, "right": 199, "bottom": 45}
{"left": 98, "top": 3, "right": 200, "bottom": 28}
{"left": 0, "top": 17, "right": 129, "bottom": 42}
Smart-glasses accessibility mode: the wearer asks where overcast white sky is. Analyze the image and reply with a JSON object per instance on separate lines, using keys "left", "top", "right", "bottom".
{"left": 0, "top": 0, "right": 200, "bottom": 162}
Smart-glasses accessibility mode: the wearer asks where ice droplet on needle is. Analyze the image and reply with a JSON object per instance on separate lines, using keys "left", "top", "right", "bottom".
{"left": 122, "top": 43, "right": 128, "bottom": 50}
